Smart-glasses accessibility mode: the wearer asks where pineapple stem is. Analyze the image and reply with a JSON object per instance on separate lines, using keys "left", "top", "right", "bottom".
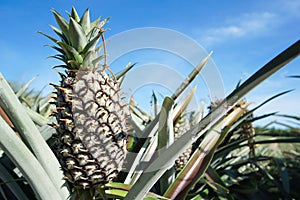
{"left": 96, "top": 187, "right": 108, "bottom": 200}
{"left": 71, "top": 188, "right": 95, "bottom": 200}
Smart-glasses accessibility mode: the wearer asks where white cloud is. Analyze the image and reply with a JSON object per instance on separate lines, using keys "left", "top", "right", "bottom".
{"left": 211, "top": 25, "right": 245, "bottom": 37}
{"left": 279, "top": 0, "right": 300, "bottom": 18}
{"left": 199, "top": 12, "right": 278, "bottom": 46}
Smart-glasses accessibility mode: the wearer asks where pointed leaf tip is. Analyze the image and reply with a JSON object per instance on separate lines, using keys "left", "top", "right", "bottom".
{"left": 69, "top": 18, "right": 87, "bottom": 51}
{"left": 51, "top": 9, "right": 69, "bottom": 39}
{"left": 80, "top": 8, "right": 91, "bottom": 34}
{"left": 71, "top": 6, "right": 80, "bottom": 22}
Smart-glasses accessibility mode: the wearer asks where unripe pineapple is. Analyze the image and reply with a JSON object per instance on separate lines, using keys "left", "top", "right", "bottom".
{"left": 240, "top": 112, "right": 256, "bottom": 159}
{"left": 208, "top": 99, "right": 254, "bottom": 135}
{"left": 41, "top": 7, "right": 127, "bottom": 189}
{"left": 208, "top": 99, "right": 256, "bottom": 157}
{"left": 174, "top": 115, "right": 192, "bottom": 170}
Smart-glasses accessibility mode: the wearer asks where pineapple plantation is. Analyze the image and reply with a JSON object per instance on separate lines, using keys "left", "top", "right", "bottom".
{"left": 0, "top": 7, "right": 300, "bottom": 200}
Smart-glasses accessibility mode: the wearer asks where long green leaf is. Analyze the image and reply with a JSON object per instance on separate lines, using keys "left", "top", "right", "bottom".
{"left": 162, "top": 39, "right": 300, "bottom": 198}
{"left": 0, "top": 73, "right": 69, "bottom": 199}
{"left": 132, "top": 53, "right": 211, "bottom": 147}
{"left": 157, "top": 97, "right": 174, "bottom": 150}
{"left": 171, "top": 52, "right": 212, "bottom": 100}
{"left": 157, "top": 97, "right": 175, "bottom": 194}
{"left": 126, "top": 40, "right": 300, "bottom": 199}
{"left": 223, "top": 41, "right": 300, "bottom": 113}
{"left": 38, "top": 124, "right": 55, "bottom": 141}
{"left": 0, "top": 162, "right": 29, "bottom": 200}
{"left": 164, "top": 102, "right": 249, "bottom": 199}
{"left": 25, "top": 107, "right": 48, "bottom": 126}
{"left": 0, "top": 116, "right": 62, "bottom": 200}
{"left": 0, "top": 183, "right": 8, "bottom": 200}
{"left": 124, "top": 123, "right": 197, "bottom": 199}
{"left": 195, "top": 40, "right": 300, "bottom": 144}
{"left": 115, "top": 62, "right": 135, "bottom": 79}
{"left": 126, "top": 55, "right": 211, "bottom": 180}
{"left": 123, "top": 115, "right": 159, "bottom": 184}
{"left": 128, "top": 98, "right": 175, "bottom": 186}
{"left": 192, "top": 39, "right": 300, "bottom": 169}
{"left": 90, "top": 17, "right": 104, "bottom": 30}
{"left": 38, "top": 31, "right": 60, "bottom": 45}
{"left": 287, "top": 75, "right": 300, "bottom": 78}
{"left": 151, "top": 91, "right": 159, "bottom": 117}
{"left": 205, "top": 167, "right": 230, "bottom": 197}
{"left": 226, "top": 90, "right": 291, "bottom": 135}
{"left": 276, "top": 114, "right": 300, "bottom": 121}
{"left": 15, "top": 77, "right": 36, "bottom": 98}
{"left": 103, "top": 182, "right": 171, "bottom": 199}
{"left": 92, "top": 55, "right": 105, "bottom": 66}
{"left": 172, "top": 86, "right": 197, "bottom": 122}
{"left": 51, "top": 9, "right": 69, "bottom": 40}
{"left": 50, "top": 25, "right": 66, "bottom": 42}
{"left": 216, "top": 137, "right": 300, "bottom": 161}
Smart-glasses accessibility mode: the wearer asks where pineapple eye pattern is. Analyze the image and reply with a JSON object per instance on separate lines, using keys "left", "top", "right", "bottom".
{"left": 52, "top": 68, "right": 128, "bottom": 189}
{"left": 68, "top": 69, "right": 128, "bottom": 187}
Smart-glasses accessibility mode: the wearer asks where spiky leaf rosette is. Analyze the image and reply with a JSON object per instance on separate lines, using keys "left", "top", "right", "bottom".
{"left": 42, "top": 7, "right": 128, "bottom": 189}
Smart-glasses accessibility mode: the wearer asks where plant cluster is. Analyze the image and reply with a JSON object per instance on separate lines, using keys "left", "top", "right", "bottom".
{"left": 0, "top": 7, "right": 299, "bottom": 200}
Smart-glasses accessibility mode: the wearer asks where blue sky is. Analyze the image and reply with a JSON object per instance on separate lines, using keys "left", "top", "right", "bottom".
{"left": 0, "top": 0, "right": 300, "bottom": 127}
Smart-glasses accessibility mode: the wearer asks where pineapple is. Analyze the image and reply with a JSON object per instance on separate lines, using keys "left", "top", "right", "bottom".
{"left": 241, "top": 112, "right": 256, "bottom": 159}
{"left": 41, "top": 7, "right": 128, "bottom": 189}
{"left": 207, "top": 99, "right": 223, "bottom": 111}
{"left": 208, "top": 99, "right": 256, "bottom": 158}
{"left": 174, "top": 115, "right": 192, "bottom": 170}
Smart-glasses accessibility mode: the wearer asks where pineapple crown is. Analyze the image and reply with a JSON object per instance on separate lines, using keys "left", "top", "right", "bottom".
{"left": 39, "top": 7, "right": 108, "bottom": 70}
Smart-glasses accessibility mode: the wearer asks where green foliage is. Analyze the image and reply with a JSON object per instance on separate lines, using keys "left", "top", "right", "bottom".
{"left": 123, "top": 39, "right": 300, "bottom": 199}
{"left": 8, "top": 79, "right": 53, "bottom": 117}
{"left": 39, "top": 7, "right": 108, "bottom": 70}
{"left": 0, "top": 74, "right": 68, "bottom": 200}
{"left": 0, "top": 6, "right": 300, "bottom": 200}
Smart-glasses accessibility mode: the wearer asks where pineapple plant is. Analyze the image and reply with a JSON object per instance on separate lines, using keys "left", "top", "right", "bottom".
{"left": 0, "top": 5, "right": 299, "bottom": 199}
{"left": 40, "top": 7, "right": 128, "bottom": 190}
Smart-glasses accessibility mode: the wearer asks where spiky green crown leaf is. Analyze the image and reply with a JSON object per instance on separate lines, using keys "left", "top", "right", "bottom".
{"left": 39, "top": 7, "right": 108, "bottom": 70}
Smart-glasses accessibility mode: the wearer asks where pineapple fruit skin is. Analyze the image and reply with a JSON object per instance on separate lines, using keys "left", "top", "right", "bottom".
{"left": 52, "top": 69, "right": 127, "bottom": 189}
